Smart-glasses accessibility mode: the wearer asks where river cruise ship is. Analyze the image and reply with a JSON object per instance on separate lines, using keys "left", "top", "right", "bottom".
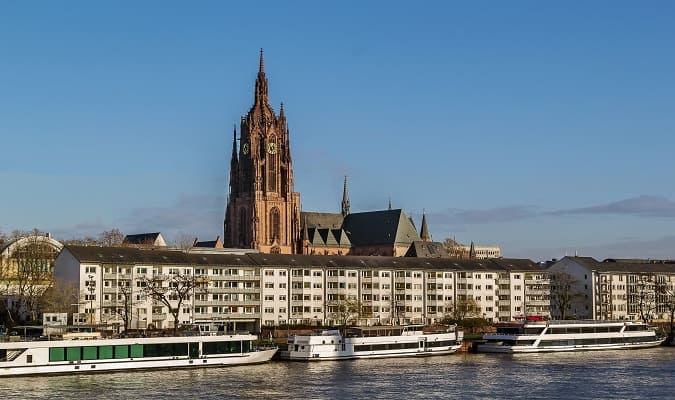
{"left": 476, "top": 320, "right": 664, "bottom": 353}
{"left": 280, "top": 324, "right": 463, "bottom": 361}
{"left": 0, "top": 332, "right": 276, "bottom": 377}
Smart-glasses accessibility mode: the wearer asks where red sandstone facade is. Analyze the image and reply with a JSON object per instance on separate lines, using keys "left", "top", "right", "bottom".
{"left": 223, "top": 50, "right": 300, "bottom": 254}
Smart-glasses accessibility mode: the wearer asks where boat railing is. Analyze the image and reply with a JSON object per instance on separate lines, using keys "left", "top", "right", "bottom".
{"left": 524, "top": 320, "right": 640, "bottom": 326}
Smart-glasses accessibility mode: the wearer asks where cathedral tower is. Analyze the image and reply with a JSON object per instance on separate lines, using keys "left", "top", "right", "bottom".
{"left": 224, "top": 50, "right": 301, "bottom": 254}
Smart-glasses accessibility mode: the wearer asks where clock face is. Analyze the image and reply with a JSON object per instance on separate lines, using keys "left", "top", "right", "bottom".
{"left": 267, "top": 142, "right": 278, "bottom": 154}
{"left": 242, "top": 143, "right": 249, "bottom": 155}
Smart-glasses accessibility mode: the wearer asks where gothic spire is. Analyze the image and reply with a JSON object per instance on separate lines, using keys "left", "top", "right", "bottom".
{"left": 254, "top": 48, "right": 269, "bottom": 106}
{"left": 469, "top": 241, "right": 476, "bottom": 259}
{"left": 420, "top": 210, "right": 430, "bottom": 242}
{"left": 258, "top": 48, "right": 264, "bottom": 74}
{"left": 302, "top": 215, "right": 309, "bottom": 241}
{"left": 388, "top": 196, "right": 392, "bottom": 210}
{"left": 231, "top": 125, "right": 238, "bottom": 163}
{"left": 341, "top": 176, "right": 350, "bottom": 217}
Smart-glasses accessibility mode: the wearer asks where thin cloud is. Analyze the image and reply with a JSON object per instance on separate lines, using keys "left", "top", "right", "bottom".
{"left": 514, "top": 235, "right": 675, "bottom": 261}
{"left": 547, "top": 195, "right": 675, "bottom": 218}
{"left": 121, "top": 193, "right": 225, "bottom": 242}
{"left": 49, "top": 221, "right": 112, "bottom": 240}
{"left": 429, "top": 205, "right": 538, "bottom": 225}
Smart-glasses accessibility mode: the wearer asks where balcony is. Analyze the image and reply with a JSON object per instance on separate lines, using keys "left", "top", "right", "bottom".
{"left": 103, "top": 273, "right": 132, "bottom": 280}
{"left": 152, "top": 313, "right": 167, "bottom": 321}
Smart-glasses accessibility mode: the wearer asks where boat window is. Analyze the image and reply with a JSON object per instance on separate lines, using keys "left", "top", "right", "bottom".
{"left": 114, "top": 345, "right": 129, "bottom": 359}
{"left": 625, "top": 325, "right": 646, "bottom": 332}
{"left": 496, "top": 327, "right": 523, "bottom": 335}
{"left": 130, "top": 344, "right": 143, "bottom": 358}
{"left": 82, "top": 346, "right": 98, "bottom": 360}
{"left": 98, "top": 345, "right": 113, "bottom": 359}
{"left": 66, "top": 347, "right": 81, "bottom": 361}
{"left": 189, "top": 343, "right": 199, "bottom": 358}
{"left": 203, "top": 341, "right": 242, "bottom": 355}
{"left": 49, "top": 347, "right": 66, "bottom": 362}
{"left": 523, "top": 328, "right": 544, "bottom": 335}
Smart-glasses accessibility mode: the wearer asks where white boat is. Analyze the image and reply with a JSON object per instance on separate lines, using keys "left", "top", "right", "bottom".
{"left": 280, "top": 324, "right": 463, "bottom": 361}
{"left": 0, "top": 332, "right": 277, "bottom": 376}
{"left": 476, "top": 320, "right": 665, "bottom": 353}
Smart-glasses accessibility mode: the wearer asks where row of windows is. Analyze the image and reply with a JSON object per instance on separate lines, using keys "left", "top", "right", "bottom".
{"left": 47, "top": 341, "right": 253, "bottom": 362}
{"left": 353, "top": 342, "right": 420, "bottom": 352}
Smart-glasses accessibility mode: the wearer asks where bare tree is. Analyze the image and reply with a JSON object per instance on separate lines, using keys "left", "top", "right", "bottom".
{"left": 41, "top": 279, "right": 79, "bottom": 314}
{"left": 61, "top": 236, "right": 99, "bottom": 246}
{"left": 326, "top": 296, "right": 362, "bottom": 328}
{"left": 172, "top": 233, "right": 195, "bottom": 250}
{"left": 98, "top": 229, "right": 125, "bottom": 247}
{"left": 549, "top": 271, "right": 582, "bottom": 320}
{"left": 108, "top": 284, "right": 138, "bottom": 334}
{"left": 0, "top": 229, "right": 7, "bottom": 247}
{"left": 444, "top": 298, "right": 482, "bottom": 324}
{"left": 631, "top": 276, "right": 657, "bottom": 323}
{"left": 5, "top": 235, "right": 58, "bottom": 323}
{"left": 140, "top": 272, "right": 196, "bottom": 335}
{"left": 658, "top": 282, "right": 675, "bottom": 344}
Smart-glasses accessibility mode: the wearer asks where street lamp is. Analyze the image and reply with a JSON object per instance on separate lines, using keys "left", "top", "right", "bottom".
{"left": 87, "top": 274, "right": 95, "bottom": 325}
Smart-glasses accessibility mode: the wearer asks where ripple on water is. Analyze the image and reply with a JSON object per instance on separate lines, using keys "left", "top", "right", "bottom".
{"left": 0, "top": 348, "right": 674, "bottom": 399}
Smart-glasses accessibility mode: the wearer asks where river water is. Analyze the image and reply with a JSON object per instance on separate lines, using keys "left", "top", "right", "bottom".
{"left": 1, "top": 347, "right": 673, "bottom": 399}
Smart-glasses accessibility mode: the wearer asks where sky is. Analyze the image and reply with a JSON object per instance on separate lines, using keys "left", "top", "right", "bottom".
{"left": 1, "top": 1, "right": 674, "bottom": 261}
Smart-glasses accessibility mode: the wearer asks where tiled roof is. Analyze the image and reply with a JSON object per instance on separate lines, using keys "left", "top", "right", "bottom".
{"left": 560, "top": 256, "right": 675, "bottom": 274}
{"left": 61, "top": 245, "right": 539, "bottom": 271}
{"left": 342, "top": 209, "right": 421, "bottom": 247}
{"left": 405, "top": 241, "right": 450, "bottom": 258}
{"left": 123, "top": 232, "right": 163, "bottom": 245}
{"left": 301, "top": 212, "right": 343, "bottom": 229}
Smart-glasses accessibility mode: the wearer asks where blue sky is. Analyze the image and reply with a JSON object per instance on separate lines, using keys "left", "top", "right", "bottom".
{"left": 1, "top": 1, "right": 674, "bottom": 261}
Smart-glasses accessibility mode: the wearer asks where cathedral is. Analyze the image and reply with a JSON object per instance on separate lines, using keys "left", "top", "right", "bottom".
{"left": 224, "top": 51, "right": 439, "bottom": 257}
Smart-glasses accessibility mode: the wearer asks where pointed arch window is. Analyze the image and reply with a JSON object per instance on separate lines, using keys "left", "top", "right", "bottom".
{"left": 269, "top": 207, "right": 281, "bottom": 243}
{"left": 267, "top": 137, "right": 277, "bottom": 192}
{"left": 238, "top": 208, "right": 247, "bottom": 246}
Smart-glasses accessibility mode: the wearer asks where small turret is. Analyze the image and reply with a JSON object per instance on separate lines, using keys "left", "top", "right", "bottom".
{"left": 341, "top": 176, "right": 350, "bottom": 217}
{"left": 420, "top": 210, "right": 430, "bottom": 242}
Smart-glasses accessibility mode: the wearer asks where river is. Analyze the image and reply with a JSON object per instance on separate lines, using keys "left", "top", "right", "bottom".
{"left": 1, "top": 347, "right": 673, "bottom": 399}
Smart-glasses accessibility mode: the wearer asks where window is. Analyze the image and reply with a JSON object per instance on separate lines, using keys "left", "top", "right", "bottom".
{"left": 269, "top": 207, "right": 281, "bottom": 241}
{"left": 265, "top": 283, "right": 274, "bottom": 289}
{"left": 85, "top": 266, "right": 97, "bottom": 274}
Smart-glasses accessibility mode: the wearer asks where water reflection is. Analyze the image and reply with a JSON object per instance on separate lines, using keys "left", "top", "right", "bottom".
{"left": 0, "top": 348, "right": 673, "bottom": 399}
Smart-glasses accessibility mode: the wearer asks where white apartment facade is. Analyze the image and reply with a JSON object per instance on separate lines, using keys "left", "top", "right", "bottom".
{"left": 54, "top": 246, "right": 550, "bottom": 332}
{"left": 548, "top": 257, "right": 675, "bottom": 321}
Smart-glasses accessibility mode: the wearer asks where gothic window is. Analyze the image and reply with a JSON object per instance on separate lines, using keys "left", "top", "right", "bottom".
{"left": 267, "top": 139, "right": 277, "bottom": 192}
{"left": 238, "top": 208, "right": 247, "bottom": 246}
{"left": 269, "top": 207, "right": 281, "bottom": 242}
{"left": 281, "top": 166, "right": 288, "bottom": 195}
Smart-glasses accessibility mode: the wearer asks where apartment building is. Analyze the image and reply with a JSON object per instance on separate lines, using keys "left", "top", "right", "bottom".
{"left": 548, "top": 256, "right": 675, "bottom": 321}
{"left": 54, "top": 246, "right": 549, "bottom": 332}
